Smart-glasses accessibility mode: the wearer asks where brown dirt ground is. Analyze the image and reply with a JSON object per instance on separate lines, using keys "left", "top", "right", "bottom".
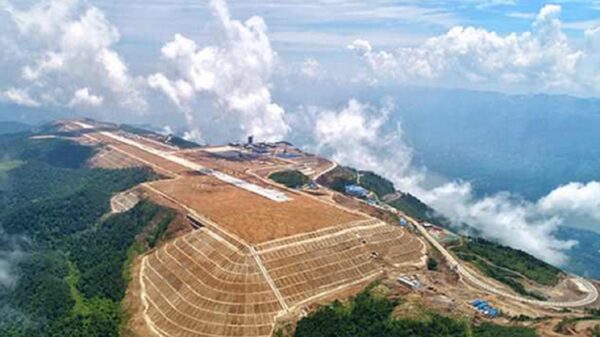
{"left": 148, "top": 175, "right": 364, "bottom": 244}
{"left": 91, "top": 133, "right": 191, "bottom": 175}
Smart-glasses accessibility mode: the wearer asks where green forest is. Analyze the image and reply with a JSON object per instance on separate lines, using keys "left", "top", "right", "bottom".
{"left": 358, "top": 171, "right": 395, "bottom": 197}
{"left": 452, "top": 238, "right": 562, "bottom": 287}
{"left": 0, "top": 133, "right": 170, "bottom": 337}
{"left": 293, "top": 287, "right": 539, "bottom": 337}
{"left": 269, "top": 170, "right": 310, "bottom": 188}
{"left": 319, "top": 166, "right": 395, "bottom": 198}
{"left": 388, "top": 193, "right": 451, "bottom": 227}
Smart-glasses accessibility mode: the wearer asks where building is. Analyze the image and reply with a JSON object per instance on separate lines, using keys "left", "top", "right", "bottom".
{"left": 345, "top": 184, "right": 369, "bottom": 197}
{"left": 470, "top": 299, "right": 500, "bottom": 318}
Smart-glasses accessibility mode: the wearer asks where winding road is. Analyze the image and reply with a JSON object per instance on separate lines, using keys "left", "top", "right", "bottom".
{"left": 413, "top": 221, "right": 599, "bottom": 308}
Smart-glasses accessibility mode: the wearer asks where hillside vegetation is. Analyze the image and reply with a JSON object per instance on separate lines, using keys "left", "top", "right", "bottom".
{"left": 358, "top": 171, "right": 395, "bottom": 197}
{"left": 269, "top": 170, "right": 310, "bottom": 188}
{"left": 293, "top": 287, "right": 538, "bottom": 337}
{"left": 388, "top": 193, "right": 451, "bottom": 227}
{"left": 452, "top": 238, "right": 563, "bottom": 299}
{"left": 317, "top": 166, "right": 396, "bottom": 198}
{"left": 0, "top": 133, "right": 170, "bottom": 337}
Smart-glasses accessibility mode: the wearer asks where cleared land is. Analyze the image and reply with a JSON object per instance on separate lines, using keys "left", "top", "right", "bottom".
{"left": 67, "top": 121, "right": 429, "bottom": 337}
{"left": 257, "top": 219, "right": 425, "bottom": 306}
{"left": 149, "top": 175, "right": 364, "bottom": 244}
{"left": 91, "top": 133, "right": 192, "bottom": 175}
{"left": 88, "top": 147, "right": 144, "bottom": 169}
{"left": 140, "top": 228, "right": 283, "bottom": 337}
{"left": 140, "top": 219, "right": 425, "bottom": 337}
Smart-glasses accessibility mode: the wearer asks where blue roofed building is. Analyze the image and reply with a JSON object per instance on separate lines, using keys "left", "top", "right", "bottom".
{"left": 345, "top": 184, "right": 369, "bottom": 197}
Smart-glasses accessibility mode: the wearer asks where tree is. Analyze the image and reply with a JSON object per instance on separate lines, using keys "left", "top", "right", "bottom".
{"left": 428, "top": 257, "right": 439, "bottom": 271}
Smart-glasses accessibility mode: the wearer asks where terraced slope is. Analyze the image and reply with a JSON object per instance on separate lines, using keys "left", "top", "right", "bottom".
{"left": 140, "top": 220, "right": 426, "bottom": 337}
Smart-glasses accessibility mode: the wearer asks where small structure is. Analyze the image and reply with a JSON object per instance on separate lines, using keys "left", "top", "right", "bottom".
{"left": 345, "top": 184, "right": 369, "bottom": 197}
{"left": 306, "top": 181, "right": 319, "bottom": 190}
{"left": 399, "top": 217, "right": 408, "bottom": 227}
{"left": 470, "top": 299, "right": 500, "bottom": 318}
{"left": 397, "top": 275, "right": 421, "bottom": 289}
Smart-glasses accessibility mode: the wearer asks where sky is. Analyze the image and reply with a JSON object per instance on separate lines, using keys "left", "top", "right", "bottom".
{"left": 0, "top": 0, "right": 600, "bottom": 268}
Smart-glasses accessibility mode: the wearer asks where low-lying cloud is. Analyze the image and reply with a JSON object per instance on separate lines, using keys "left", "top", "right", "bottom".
{"left": 307, "top": 98, "right": 599, "bottom": 266}
{"left": 0, "top": 234, "right": 27, "bottom": 288}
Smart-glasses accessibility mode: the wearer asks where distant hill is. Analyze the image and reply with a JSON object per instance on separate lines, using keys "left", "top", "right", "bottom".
{"left": 0, "top": 103, "right": 64, "bottom": 126}
{"left": 281, "top": 84, "right": 600, "bottom": 202}
{"left": 388, "top": 88, "right": 600, "bottom": 201}
{"left": 0, "top": 121, "right": 31, "bottom": 134}
{"left": 558, "top": 227, "right": 600, "bottom": 279}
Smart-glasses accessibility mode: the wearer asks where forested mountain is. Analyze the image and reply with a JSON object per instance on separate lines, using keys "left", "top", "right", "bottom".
{"left": 0, "top": 131, "right": 171, "bottom": 337}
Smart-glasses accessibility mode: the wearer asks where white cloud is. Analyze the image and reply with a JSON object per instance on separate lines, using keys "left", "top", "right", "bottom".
{"left": 148, "top": 0, "right": 289, "bottom": 141}
{"left": 310, "top": 98, "right": 586, "bottom": 266}
{"left": 183, "top": 129, "right": 204, "bottom": 144}
{"left": 3, "top": 87, "right": 40, "bottom": 107}
{"left": 472, "top": 0, "right": 516, "bottom": 9}
{"left": 0, "top": 236, "right": 27, "bottom": 288}
{"left": 68, "top": 87, "right": 103, "bottom": 107}
{"left": 507, "top": 12, "right": 536, "bottom": 19}
{"left": 420, "top": 183, "right": 577, "bottom": 266}
{"left": 147, "top": 72, "right": 194, "bottom": 108}
{"left": 301, "top": 58, "right": 320, "bottom": 78}
{"left": 538, "top": 182, "right": 600, "bottom": 221}
{"left": 1, "top": 0, "right": 146, "bottom": 110}
{"left": 313, "top": 99, "right": 426, "bottom": 202}
{"left": 350, "top": 5, "right": 599, "bottom": 97}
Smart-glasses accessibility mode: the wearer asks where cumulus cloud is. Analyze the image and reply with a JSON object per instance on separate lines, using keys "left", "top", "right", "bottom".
{"left": 148, "top": 0, "right": 289, "bottom": 141}
{"left": 313, "top": 99, "right": 420, "bottom": 189}
{"left": 68, "top": 88, "right": 103, "bottom": 107}
{"left": 310, "top": 98, "right": 586, "bottom": 266}
{"left": 1, "top": 0, "right": 146, "bottom": 110}
{"left": 538, "top": 182, "right": 600, "bottom": 221}
{"left": 2, "top": 88, "right": 40, "bottom": 107}
{"left": 301, "top": 58, "right": 320, "bottom": 78}
{"left": 350, "top": 5, "right": 599, "bottom": 96}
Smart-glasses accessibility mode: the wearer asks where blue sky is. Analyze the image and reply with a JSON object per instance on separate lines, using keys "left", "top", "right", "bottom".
{"left": 88, "top": 0, "right": 600, "bottom": 63}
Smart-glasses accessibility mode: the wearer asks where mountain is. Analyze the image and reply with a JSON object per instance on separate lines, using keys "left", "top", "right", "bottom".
{"left": 388, "top": 88, "right": 600, "bottom": 201}
{"left": 559, "top": 226, "right": 600, "bottom": 279}
{"left": 0, "top": 121, "right": 31, "bottom": 135}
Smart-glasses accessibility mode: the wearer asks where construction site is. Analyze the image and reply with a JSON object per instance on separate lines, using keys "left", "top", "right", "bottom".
{"left": 59, "top": 120, "right": 599, "bottom": 337}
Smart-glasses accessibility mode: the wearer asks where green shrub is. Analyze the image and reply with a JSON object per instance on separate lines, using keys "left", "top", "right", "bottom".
{"left": 269, "top": 170, "right": 310, "bottom": 188}
{"left": 428, "top": 257, "right": 439, "bottom": 271}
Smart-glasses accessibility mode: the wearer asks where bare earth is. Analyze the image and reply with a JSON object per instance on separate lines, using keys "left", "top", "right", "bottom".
{"left": 149, "top": 175, "right": 364, "bottom": 244}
